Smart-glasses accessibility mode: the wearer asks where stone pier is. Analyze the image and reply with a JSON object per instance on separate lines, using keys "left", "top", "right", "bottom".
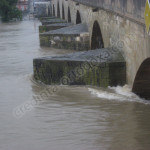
{"left": 39, "top": 23, "right": 90, "bottom": 50}
{"left": 39, "top": 23, "right": 72, "bottom": 33}
{"left": 33, "top": 48, "right": 126, "bottom": 87}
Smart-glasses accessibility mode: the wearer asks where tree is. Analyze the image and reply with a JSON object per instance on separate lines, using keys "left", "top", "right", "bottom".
{"left": 0, "top": 0, "right": 22, "bottom": 21}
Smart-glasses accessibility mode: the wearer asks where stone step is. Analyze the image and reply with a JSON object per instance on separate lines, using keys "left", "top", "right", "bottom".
{"left": 41, "top": 18, "right": 67, "bottom": 25}
{"left": 33, "top": 48, "right": 126, "bottom": 87}
{"left": 39, "top": 23, "right": 73, "bottom": 33}
{"left": 40, "top": 23, "right": 90, "bottom": 51}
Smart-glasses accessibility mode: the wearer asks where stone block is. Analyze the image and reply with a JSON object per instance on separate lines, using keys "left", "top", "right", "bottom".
{"left": 33, "top": 48, "right": 126, "bottom": 87}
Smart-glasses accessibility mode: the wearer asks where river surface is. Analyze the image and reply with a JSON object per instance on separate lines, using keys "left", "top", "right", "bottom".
{"left": 0, "top": 19, "right": 150, "bottom": 150}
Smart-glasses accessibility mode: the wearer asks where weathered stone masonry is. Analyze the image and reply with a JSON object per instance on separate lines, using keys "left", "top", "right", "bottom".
{"left": 34, "top": 49, "right": 126, "bottom": 87}
{"left": 51, "top": 0, "right": 150, "bottom": 87}
{"left": 40, "top": 23, "right": 90, "bottom": 50}
{"left": 34, "top": 0, "right": 150, "bottom": 99}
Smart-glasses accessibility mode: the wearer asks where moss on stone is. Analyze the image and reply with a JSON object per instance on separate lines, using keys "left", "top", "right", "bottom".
{"left": 33, "top": 60, "right": 126, "bottom": 87}
{"left": 33, "top": 48, "right": 126, "bottom": 87}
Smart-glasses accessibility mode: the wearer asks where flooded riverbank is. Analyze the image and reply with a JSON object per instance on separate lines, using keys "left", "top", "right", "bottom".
{"left": 0, "top": 20, "right": 150, "bottom": 150}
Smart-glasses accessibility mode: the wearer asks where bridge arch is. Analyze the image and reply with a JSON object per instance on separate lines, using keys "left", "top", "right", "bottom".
{"left": 53, "top": 4, "right": 55, "bottom": 16}
{"left": 57, "top": 1, "right": 60, "bottom": 18}
{"left": 132, "top": 58, "right": 150, "bottom": 100}
{"left": 62, "top": 3, "right": 65, "bottom": 19}
{"left": 68, "top": 7, "right": 71, "bottom": 23}
{"left": 76, "top": 10, "right": 81, "bottom": 24}
{"left": 91, "top": 21, "right": 104, "bottom": 50}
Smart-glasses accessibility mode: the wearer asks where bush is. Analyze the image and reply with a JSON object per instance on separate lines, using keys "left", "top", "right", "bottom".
{"left": 0, "top": 0, "right": 22, "bottom": 21}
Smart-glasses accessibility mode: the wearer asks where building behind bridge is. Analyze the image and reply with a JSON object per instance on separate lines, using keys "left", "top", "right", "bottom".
{"left": 16, "top": 0, "right": 29, "bottom": 12}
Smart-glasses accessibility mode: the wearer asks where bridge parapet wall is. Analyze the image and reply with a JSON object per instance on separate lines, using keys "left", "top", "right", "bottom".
{"left": 73, "top": 0, "right": 146, "bottom": 24}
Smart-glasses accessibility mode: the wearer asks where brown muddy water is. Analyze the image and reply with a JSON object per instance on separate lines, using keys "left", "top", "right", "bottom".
{"left": 0, "top": 20, "right": 150, "bottom": 150}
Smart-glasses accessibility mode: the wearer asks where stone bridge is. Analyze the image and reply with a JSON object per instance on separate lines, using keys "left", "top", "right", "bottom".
{"left": 34, "top": 0, "right": 150, "bottom": 99}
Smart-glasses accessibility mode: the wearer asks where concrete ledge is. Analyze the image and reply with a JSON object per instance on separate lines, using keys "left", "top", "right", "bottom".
{"left": 40, "top": 23, "right": 90, "bottom": 51}
{"left": 41, "top": 18, "right": 67, "bottom": 25}
{"left": 39, "top": 23, "right": 73, "bottom": 33}
{"left": 39, "top": 16, "right": 57, "bottom": 21}
{"left": 33, "top": 48, "right": 126, "bottom": 87}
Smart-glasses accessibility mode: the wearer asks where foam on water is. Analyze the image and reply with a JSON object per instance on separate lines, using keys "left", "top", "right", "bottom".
{"left": 88, "top": 85, "right": 150, "bottom": 104}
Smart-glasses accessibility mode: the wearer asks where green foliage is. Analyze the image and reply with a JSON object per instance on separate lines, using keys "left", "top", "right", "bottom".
{"left": 0, "top": 0, "right": 22, "bottom": 21}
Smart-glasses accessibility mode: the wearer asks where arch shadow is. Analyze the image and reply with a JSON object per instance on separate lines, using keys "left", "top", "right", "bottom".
{"left": 62, "top": 3, "right": 65, "bottom": 19}
{"left": 76, "top": 11, "right": 81, "bottom": 24}
{"left": 132, "top": 58, "right": 150, "bottom": 100}
{"left": 68, "top": 7, "right": 71, "bottom": 23}
{"left": 57, "top": 1, "right": 60, "bottom": 18}
{"left": 53, "top": 4, "right": 55, "bottom": 16}
{"left": 91, "top": 21, "right": 104, "bottom": 50}
{"left": 48, "top": 7, "right": 50, "bottom": 16}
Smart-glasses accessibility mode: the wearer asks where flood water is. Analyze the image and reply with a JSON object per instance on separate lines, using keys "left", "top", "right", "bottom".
{"left": 0, "top": 19, "right": 150, "bottom": 150}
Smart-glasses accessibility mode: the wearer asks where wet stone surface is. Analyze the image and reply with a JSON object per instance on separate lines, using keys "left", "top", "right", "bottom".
{"left": 39, "top": 23, "right": 73, "bottom": 33}
{"left": 41, "top": 23, "right": 88, "bottom": 35}
{"left": 38, "top": 48, "right": 123, "bottom": 62}
{"left": 41, "top": 18, "right": 67, "bottom": 25}
{"left": 33, "top": 48, "right": 126, "bottom": 87}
